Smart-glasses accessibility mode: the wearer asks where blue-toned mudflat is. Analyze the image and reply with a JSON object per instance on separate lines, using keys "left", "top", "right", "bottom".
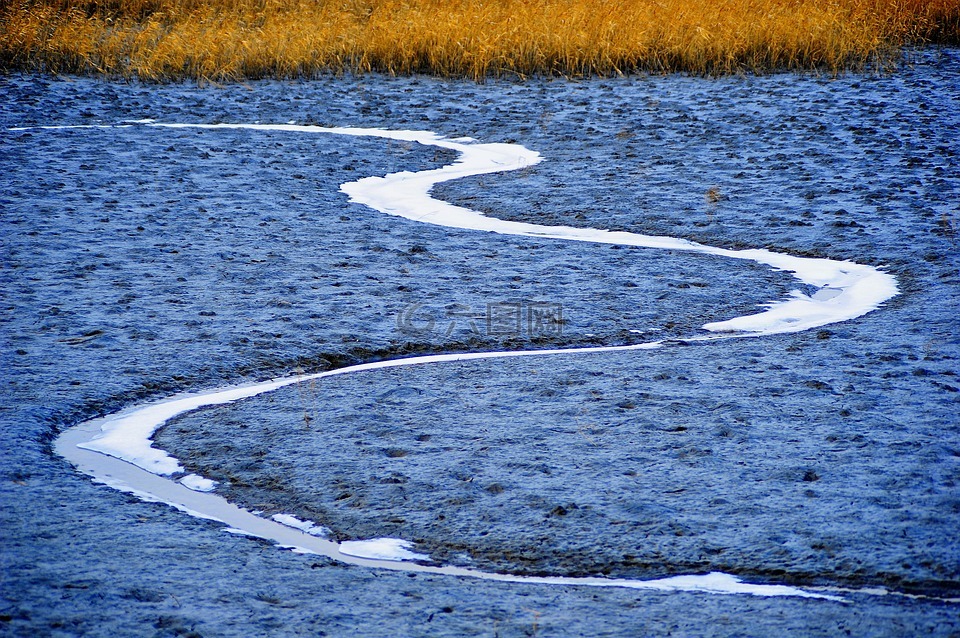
{"left": 1, "top": 49, "right": 958, "bottom": 635}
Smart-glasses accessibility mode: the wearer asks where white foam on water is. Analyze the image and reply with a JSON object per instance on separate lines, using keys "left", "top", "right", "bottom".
{"left": 39, "top": 121, "right": 910, "bottom": 602}
{"left": 340, "top": 538, "right": 432, "bottom": 562}
{"left": 77, "top": 376, "right": 296, "bottom": 475}
{"left": 272, "top": 513, "right": 331, "bottom": 538}
{"left": 180, "top": 474, "right": 217, "bottom": 492}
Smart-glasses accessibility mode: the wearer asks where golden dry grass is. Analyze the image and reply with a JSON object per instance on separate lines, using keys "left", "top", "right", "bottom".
{"left": 2, "top": 0, "right": 959, "bottom": 80}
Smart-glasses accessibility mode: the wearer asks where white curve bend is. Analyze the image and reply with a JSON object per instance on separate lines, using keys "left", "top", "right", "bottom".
{"left": 46, "top": 121, "right": 904, "bottom": 601}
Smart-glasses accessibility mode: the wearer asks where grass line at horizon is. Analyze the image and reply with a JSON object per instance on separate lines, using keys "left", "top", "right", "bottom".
{"left": 2, "top": 0, "right": 959, "bottom": 80}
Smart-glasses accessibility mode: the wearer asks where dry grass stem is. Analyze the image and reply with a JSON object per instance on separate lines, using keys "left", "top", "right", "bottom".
{"left": 2, "top": 0, "right": 958, "bottom": 80}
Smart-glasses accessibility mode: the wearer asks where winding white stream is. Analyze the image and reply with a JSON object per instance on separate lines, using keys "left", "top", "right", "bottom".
{"left": 48, "top": 122, "right": 904, "bottom": 601}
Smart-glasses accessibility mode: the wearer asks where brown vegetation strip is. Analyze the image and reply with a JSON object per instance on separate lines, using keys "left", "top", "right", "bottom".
{"left": 2, "top": 0, "right": 959, "bottom": 80}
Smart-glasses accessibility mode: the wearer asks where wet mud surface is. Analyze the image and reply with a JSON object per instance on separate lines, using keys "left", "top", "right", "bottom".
{"left": 3, "top": 49, "right": 960, "bottom": 635}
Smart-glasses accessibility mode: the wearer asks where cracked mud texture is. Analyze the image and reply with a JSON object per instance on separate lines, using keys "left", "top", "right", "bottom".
{"left": 3, "top": 48, "right": 960, "bottom": 636}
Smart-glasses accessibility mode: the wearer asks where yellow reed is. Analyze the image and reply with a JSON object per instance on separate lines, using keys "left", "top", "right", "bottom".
{"left": 2, "top": 0, "right": 958, "bottom": 80}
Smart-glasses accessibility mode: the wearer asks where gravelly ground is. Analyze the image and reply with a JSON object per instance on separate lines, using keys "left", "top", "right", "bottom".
{"left": 2, "top": 48, "right": 959, "bottom": 636}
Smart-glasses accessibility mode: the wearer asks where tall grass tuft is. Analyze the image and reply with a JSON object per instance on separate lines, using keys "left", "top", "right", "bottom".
{"left": 2, "top": 0, "right": 959, "bottom": 80}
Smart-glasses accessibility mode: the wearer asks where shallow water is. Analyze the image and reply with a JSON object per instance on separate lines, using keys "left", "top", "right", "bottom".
{"left": 51, "top": 121, "right": 894, "bottom": 598}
